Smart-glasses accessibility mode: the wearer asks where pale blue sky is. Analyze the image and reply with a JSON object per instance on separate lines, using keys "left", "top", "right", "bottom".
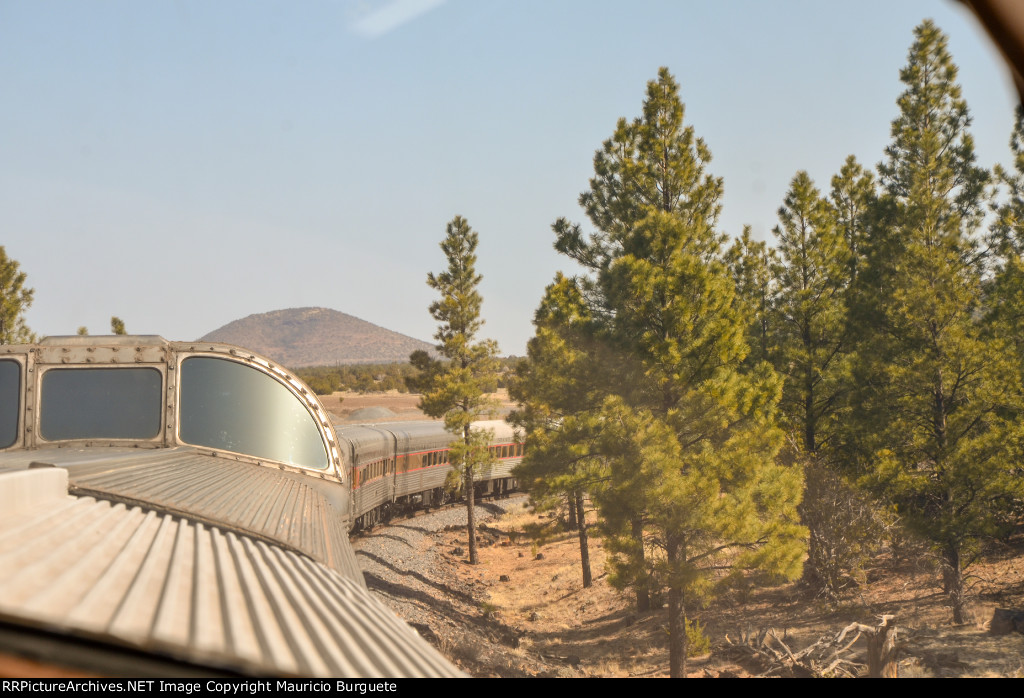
{"left": 0, "top": 1, "right": 1017, "bottom": 356}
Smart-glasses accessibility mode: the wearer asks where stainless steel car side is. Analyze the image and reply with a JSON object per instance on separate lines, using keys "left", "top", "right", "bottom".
{"left": 0, "top": 335, "right": 474, "bottom": 677}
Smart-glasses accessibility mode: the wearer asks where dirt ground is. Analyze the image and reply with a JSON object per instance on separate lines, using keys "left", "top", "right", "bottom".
{"left": 342, "top": 391, "right": 1024, "bottom": 677}
{"left": 454, "top": 505, "right": 1024, "bottom": 677}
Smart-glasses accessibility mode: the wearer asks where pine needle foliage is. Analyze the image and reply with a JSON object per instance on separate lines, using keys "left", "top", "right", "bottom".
{"left": 0, "top": 247, "right": 35, "bottom": 346}
{"left": 989, "top": 106, "right": 1024, "bottom": 366}
{"left": 509, "top": 273, "right": 611, "bottom": 588}
{"left": 410, "top": 215, "right": 500, "bottom": 565}
{"left": 725, "top": 226, "right": 779, "bottom": 369}
{"left": 772, "top": 171, "right": 850, "bottom": 456}
{"left": 519, "top": 68, "right": 806, "bottom": 677}
{"left": 851, "top": 20, "right": 1021, "bottom": 624}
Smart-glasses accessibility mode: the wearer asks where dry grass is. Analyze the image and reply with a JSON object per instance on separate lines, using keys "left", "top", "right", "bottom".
{"left": 456, "top": 502, "right": 1024, "bottom": 677}
{"left": 322, "top": 389, "right": 515, "bottom": 422}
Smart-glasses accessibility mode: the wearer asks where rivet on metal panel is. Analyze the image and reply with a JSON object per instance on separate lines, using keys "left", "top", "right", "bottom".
{"left": 135, "top": 347, "right": 142, "bottom": 352}
{"left": 61, "top": 358, "right": 68, "bottom": 364}
{"left": 25, "top": 427, "right": 31, "bottom": 432}
{"left": 168, "top": 364, "right": 175, "bottom": 370}
{"left": 112, "top": 347, "right": 119, "bottom": 352}
{"left": 86, "top": 347, "right": 94, "bottom": 353}
{"left": 85, "top": 358, "right": 93, "bottom": 363}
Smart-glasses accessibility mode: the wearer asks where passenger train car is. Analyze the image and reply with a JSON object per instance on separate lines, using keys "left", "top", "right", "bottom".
{"left": 0, "top": 335, "right": 521, "bottom": 677}
{"left": 341, "top": 420, "right": 521, "bottom": 531}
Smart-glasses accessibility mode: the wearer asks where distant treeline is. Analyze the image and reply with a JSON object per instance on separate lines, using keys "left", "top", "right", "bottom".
{"left": 295, "top": 357, "right": 520, "bottom": 395}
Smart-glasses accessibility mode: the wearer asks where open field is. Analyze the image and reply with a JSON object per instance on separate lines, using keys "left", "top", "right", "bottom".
{"left": 323, "top": 389, "right": 516, "bottom": 423}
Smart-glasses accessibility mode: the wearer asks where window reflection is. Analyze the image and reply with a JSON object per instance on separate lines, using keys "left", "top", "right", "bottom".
{"left": 40, "top": 367, "right": 162, "bottom": 440}
{"left": 0, "top": 360, "right": 20, "bottom": 448}
{"left": 179, "top": 357, "right": 328, "bottom": 470}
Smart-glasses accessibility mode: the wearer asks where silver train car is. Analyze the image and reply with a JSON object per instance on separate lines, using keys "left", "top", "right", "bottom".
{"left": 341, "top": 420, "right": 521, "bottom": 531}
{"left": 0, "top": 335, "right": 519, "bottom": 677}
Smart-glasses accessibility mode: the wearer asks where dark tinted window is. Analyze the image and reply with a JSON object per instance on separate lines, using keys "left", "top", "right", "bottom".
{"left": 0, "top": 360, "right": 20, "bottom": 448}
{"left": 40, "top": 367, "right": 162, "bottom": 440}
{"left": 179, "top": 357, "right": 328, "bottom": 470}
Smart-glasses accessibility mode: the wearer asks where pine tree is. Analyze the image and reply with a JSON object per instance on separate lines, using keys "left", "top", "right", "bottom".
{"left": 726, "top": 226, "right": 778, "bottom": 369}
{"left": 989, "top": 106, "right": 1024, "bottom": 365}
{"left": 509, "top": 273, "right": 612, "bottom": 588}
{"left": 545, "top": 68, "right": 805, "bottom": 676}
{"left": 771, "top": 170, "right": 890, "bottom": 597}
{"left": 410, "top": 215, "right": 500, "bottom": 565}
{"left": 854, "top": 20, "right": 1019, "bottom": 623}
{"left": 0, "top": 247, "right": 35, "bottom": 345}
{"left": 772, "top": 171, "right": 849, "bottom": 455}
{"left": 829, "top": 155, "right": 876, "bottom": 286}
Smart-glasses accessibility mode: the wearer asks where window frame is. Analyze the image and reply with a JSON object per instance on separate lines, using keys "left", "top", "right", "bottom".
{"left": 173, "top": 351, "right": 341, "bottom": 479}
{"left": 35, "top": 363, "right": 166, "bottom": 446}
{"left": 0, "top": 354, "right": 25, "bottom": 452}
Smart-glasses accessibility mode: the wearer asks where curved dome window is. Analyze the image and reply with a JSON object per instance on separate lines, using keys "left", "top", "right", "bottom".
{"left": 179, "top": 357, "right": 328, "bottom": 470}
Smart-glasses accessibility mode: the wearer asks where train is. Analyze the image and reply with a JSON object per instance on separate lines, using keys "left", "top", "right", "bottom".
{"left": 340, "top": 420, "right": 521, "bottom": 531}
{"left": 0, "top": 335, "right": 522, "bottom": 677}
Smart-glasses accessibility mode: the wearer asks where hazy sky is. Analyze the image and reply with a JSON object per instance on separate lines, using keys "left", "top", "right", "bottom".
{"left": 0, "top": 1, "right": 1018, "bottom": 356}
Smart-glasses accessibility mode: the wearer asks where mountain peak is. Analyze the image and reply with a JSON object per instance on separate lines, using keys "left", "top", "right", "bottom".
{"left": 200, "top": 307, "right": 434, "bottom": 368}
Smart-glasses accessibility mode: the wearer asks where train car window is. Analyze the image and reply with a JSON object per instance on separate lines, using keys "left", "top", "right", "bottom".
{"left": 179, "top": 357, "right": 328, "bottom": 470}
{"left": 0, "top": 360, "right": 20, "bottom": 448}
{"left": 40, "top": 367, "right": 161, "bottom": 441}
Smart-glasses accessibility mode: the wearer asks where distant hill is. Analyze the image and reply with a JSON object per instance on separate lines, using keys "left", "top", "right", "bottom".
{"left": 199, "top": 307, "right": 435, "bottom": 368}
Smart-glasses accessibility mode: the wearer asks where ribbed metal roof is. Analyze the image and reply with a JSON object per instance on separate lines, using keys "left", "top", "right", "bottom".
{"left": 334, "top": 425, "right": 392, "bottom": 467}
{"left": 0, "top": 468, "right": 462, "bottom": 677}
{"left": 4, "top": 447, "right": 363, "bottom": 584}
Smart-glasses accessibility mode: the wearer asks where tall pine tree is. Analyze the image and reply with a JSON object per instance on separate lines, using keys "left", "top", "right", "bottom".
{"left": 509, "top": 273, "right": 613, "bottom": 588}
{"left": 772, "top": 170, "right": 888, "bottom": 598}
{"left": 829, "top": 156, "right": 876, "bottom": 287}
{"left": 536, "top": 68, "right": 805, "bottom": 676}
{"left": 853, "top": 20, "right": 1021, "bottom": 623}
{"left": 726, "top": 226, "right": 778, "bottom": 369}
{"left": 772, "top": 171, "right": 849, "bottom": 456}
{"left": 410, "top": 215, "right": 500, "bottom": 565}
{"left": 988, "top": 106, "right": 1024, "bottom": 365}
